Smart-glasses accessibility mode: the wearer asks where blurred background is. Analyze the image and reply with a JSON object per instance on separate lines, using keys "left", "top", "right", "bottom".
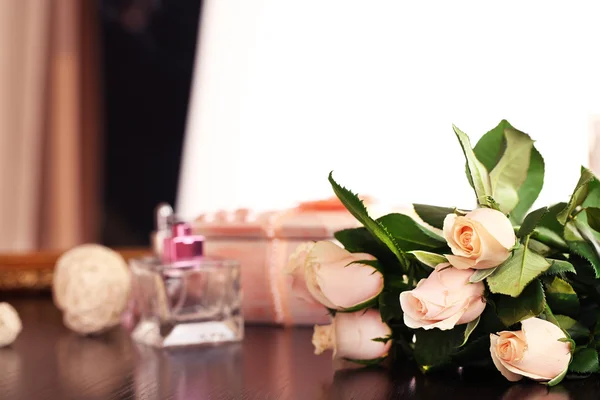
{"left": 1, "top": 0, "right": 600, "bottom": 252}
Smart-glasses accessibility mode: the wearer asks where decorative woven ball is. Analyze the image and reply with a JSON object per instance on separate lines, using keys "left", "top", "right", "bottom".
{"left": 53, "top": 244, "right": 131, "bottom": 335}
{"left": 0, "top": 302, "right": 22, "bottom": 347}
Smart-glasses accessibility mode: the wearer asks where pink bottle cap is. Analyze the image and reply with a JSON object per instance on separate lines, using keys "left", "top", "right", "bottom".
{"left": 162, "top": 222, "right": 205, "bottom": 263}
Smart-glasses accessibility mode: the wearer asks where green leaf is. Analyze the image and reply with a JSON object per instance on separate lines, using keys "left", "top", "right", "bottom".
{"left": 472, "top": 120, "right": 545, "bottom": 223}
{"left": 518, "top": 207, "right": 549, "bottom": 239}
{"left": 511, "top": 148, "right": 545, "bottom": 223}
{"left": 544, "top": 259, "right": 576, "bottom": 276}
{"left": 582, "top": 177, "right": 600, "bottom": 209}
{"left": 414, "top": 326, "right": 466, "bottom": 369}
{"left": 541, "top": 303, "right": 561, "bottom": 328}
{"left": 461, "top": 316, "right": 480, "bottom": 346}
{"left": 539, "top": 202, "right": 568, "bottom": 233}
{"left": 412, "top": 204, "right": 456, "bottom": 230}
{"left": 544, "top": 276, "right": 579, "bottom": 317}
{"left": 487, "top": 243, "right": 551, "bottom": 297}
{"left": 378, "top": 291, "right": 403, "bottom": 322}
{"left": 452, "top": 335, "right": 492, "bottom": 367}
{"left": 489, "top": 128, "right": 534, "bottom": 214}
{"left": 478, "top": 298, "right": 506, "bottom": 333}
{"left": 408, "top": 251, "right": 447, "bottom": 268}
{"left": 555, "top": 315, "right": 590, "bottom": 340}
{"left": 377, "top": 213, "right": 446, "bottom": 251}
{"left": 452, "top": 124, "right": 493, "bottom": 207}
{"left": 530, "top": 202, "right": 569, "bottom": 252}
{"left": 586, "top": 207, "right": 600, "bottom": 232}
{"left": 329, "top": 172, "right": 407, "bottom": 267}
{"left": 334, "top": 227, "right": 399, "bottom": 268}
{"left": 469, "top": 267, "right": 498, "bottom": 283}
{"left": 531, "top": 227, "right": 569, "bottom": 253}
{"left": 569, "top": 348, "right": 600, "bottom": 374}
{"left": 558, "top": 167, "right": 596, "bottom": 225}
{"left": 472, "top": 119, "right": 510, "bottom": 170}
{"left": 384, "top": 275, "right": 412, "bottom": 292}
{"left": 564, "top": 221, "right": 600, "bottom": 278}
{"left": 527, "top": 239, "right": 553, "bottom": 257}
{"left": 494, "top": 280, "right": 546, "bottom": 327}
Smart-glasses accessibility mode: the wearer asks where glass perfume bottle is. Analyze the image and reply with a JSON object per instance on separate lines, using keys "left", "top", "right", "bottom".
{"left": 129, "top": 213, "right": 243, "bottom": 348}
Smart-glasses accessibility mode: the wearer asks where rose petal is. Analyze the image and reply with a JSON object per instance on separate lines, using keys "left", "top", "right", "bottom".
{"left": 445, "top": 254, "right": 477, "bottom": 270}
{"left": 286, "top": 242, "right": 316, "bottom": 273}
{"left": 409, "top": 272, "right": 449, "bottom": 306}
{"left": 436, "top": 264, "right": 473, "bottom": 289}
{"left": 490, "top": 334, "right": 523, "bottom": 382}
{"left": 419, "top": 307, "right": 466, "bottom": 330}
{"left": 443, "top": 214, "right": 471, "bottom": 257}
{"left": 511, "top": 318, "right": 571, "bottom": 381}
{"left": 287, "top": 242, "right": 319, "bottom": 304}
{"left": 399, "top": 291, "right": 427, "bottom": 323}
{"left": 304, "top": 263, "right": 338, "bottom": 309}
{"left": 456, "top": 297, "right": 486, "bottom": 325}
{"left": 403, "top": 310, "right": 427, "bottom": 329}
{"left": 467, "top": 208, "right": 516, "bottom": 250}
{"left": 470, "top": 220, "right": 511, "bottom": 266}
{"left": 315, "top": 259, "right": 383, "bottom": 309}
{"left": 334, "top": 309, "right": 392, "bottom": 360}
{"left": 310, "top": 241, "right": 374, "bottom": 264}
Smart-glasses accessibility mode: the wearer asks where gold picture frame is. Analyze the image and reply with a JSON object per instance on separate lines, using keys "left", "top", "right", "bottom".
{"left": 0, "top": 248, "right": 150, "bottom": 291}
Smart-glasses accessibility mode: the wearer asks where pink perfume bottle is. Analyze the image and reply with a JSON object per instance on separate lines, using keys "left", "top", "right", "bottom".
{"left": 129, "top": 208, "right": 243, "bottom": 348}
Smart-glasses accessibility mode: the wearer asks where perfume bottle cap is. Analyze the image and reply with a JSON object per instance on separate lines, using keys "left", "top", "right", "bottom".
{"left": 151, "top": 203, "right": 174, "bottom": 256}
{"left": 156, "top": 203, "right": 174, "bottom": 231}
{"left": 162, "top": 222, "right": 205, "bottom": 263}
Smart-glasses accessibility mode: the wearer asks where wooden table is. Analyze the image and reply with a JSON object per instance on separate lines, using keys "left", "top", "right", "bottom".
{"left": 1, "top": 295, "right": 600, "bottom": 400}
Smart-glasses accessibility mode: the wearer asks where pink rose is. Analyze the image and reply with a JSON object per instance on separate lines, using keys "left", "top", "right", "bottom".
{"left": 312, "top": 309, "right": 392, "bottom": 361}
{"left": 490, "top": 317, "right": 571, "bottom": 382}
{"left": 399, "top": 263, "right": 486, "bottom": 330}
{"left": 443, "top": 208, "right": 516, "bottom": 270}
{"left": 286, "top": 241, "right": 383, "bottom": 310}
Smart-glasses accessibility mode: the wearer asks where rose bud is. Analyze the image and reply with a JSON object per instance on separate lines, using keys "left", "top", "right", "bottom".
{"left": 312, "top": 309, "right": 392, "bottom": 361}
{"left": 443, "top": 208, "right": 516, "bottom": 270}
{"left": 490, "top": 317, "right": 571, "bottom": 383}
{"left": 400, "top": 263, "right": 486, "bottom": 330}
{"left": 286, "top": 241, "right": 383, "bottom": 310}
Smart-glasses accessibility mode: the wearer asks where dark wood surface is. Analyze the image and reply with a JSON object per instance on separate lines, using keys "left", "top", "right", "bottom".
{"left": 2, "top": 296, "right": 600, "bottom": 400}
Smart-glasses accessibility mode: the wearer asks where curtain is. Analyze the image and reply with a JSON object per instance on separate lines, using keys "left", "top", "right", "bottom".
{"left": 0, "top": 0, "right": 101, "bottom": 252}
{"left": 177, "top": 1, "right": 600, "bottom": 220}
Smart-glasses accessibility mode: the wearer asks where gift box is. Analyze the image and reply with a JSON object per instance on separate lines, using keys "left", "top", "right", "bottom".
{"left": 192, "top": 199, "right": 369, "bottom": 326}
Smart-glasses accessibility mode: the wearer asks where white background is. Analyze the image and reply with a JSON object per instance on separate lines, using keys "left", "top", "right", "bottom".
{"left": 177, "top": 1, "right": 600, "bottom": 220}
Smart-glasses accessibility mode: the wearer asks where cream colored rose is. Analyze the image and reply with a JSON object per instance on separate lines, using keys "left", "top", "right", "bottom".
{"left": 0, "top": 302, "right": 22, "bottom": 347}
{"left": 400, "top": 263, "right": 485, "bottom": 330}
{"left": 312, "top": 309, "right": 392, "bottom": 360}
{"left": 286, "top": 241, "right": 383, "bottom": 310}
{"left": 490, "top": 317, "right": 571, "bottom": 382}
{"left": 443, "top": 208, "right": 516, "bottom": 270}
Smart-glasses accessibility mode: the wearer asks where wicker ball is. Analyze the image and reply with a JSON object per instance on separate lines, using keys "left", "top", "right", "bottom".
{"left": 53, "top": 244, "right": 131, "bottom": 335}
{"left": 0, "top": 302, "right": 22, "bottom": 347}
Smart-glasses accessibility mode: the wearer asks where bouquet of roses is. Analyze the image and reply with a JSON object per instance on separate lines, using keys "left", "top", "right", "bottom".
{"left": 287, "top": 120, "right": 600, "bottom": 386}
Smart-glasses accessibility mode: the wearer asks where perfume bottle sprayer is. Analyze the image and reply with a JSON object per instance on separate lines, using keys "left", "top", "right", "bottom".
{"left": 129, "top": 204, "right": 243, "bottom": 348}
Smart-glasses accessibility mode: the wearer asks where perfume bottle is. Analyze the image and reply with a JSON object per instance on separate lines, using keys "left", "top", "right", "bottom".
{"left": 129, "top": 211, "right": 243, "bottom": 348}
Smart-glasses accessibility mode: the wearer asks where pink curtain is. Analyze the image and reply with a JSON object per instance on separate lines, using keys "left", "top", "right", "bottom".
{"left": 0, "top": 0, "right": 101, "bottom": 252}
